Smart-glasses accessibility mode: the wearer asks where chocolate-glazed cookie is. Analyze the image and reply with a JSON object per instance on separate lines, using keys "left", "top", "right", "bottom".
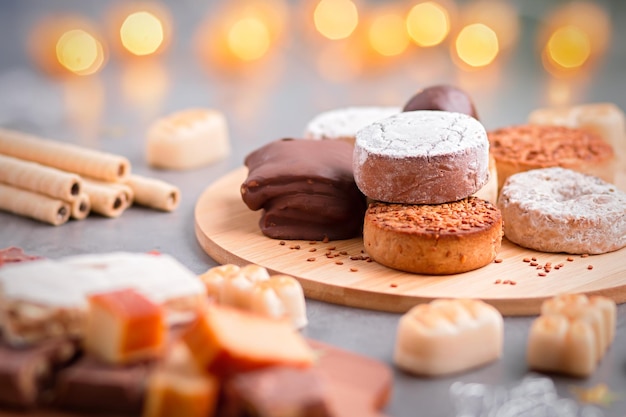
{"left": 403, "top": 85, "right": 479, "bottom": 120}
{"left": 241, "top": 139, "right": 367, "bottom": 240}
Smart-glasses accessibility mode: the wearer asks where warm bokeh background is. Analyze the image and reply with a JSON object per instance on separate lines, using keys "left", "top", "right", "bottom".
{"left": 0, "top": 0, "right": 624, "bottom": 155}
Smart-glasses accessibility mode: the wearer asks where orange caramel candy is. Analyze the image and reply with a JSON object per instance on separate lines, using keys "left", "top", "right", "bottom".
{"left": 85, "top": 288, "right": 166, "bottom": 364}
{"left": 143, "top": 370, "right": 219, "bottom": 417}
{"left": 182, "top": 304, "right": 314, "bottom": 377}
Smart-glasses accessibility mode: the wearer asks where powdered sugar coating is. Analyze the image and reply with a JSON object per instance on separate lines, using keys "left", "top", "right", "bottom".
{"left": 356, "top": 110, "right": 488, "bottom": 160}
{"left": 353, "top": 110, "right": 490, "bottom": 204}
{"left": 304, "top": 106, "right": 400, "bottom": 141}
{"left": 498, "top": 167, "right": 626, "bottom": 254}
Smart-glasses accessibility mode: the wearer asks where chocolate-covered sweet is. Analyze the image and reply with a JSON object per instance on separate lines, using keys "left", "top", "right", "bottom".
{"left": 241, "top": 138, "right": 367, "bottom": 240}
{"left": 402, "top": 85, "right": 479, "bottom": 120}
{"left": 53, "top": 356, "right": 154, "bottom": 414}
{"left": 0, "top": 338, "right": 76, "bottom": 409}
{"left": 221, "top": 366, "right": 332, "bottom": 417}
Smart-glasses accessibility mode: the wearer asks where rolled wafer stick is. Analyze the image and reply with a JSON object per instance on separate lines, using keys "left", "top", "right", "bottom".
{"left": 81, "top": 180, "right": 131, "bottom": 218}
{"left": 0, "top": 128, "right": 131, "bottom": 182}
{"left": 125, "top": 174, "right": 180, "bottom": 212}
{"left": 0, "top": 183, "right": 70, "bottom": 226}
{"left": 0, "top": 154, "right": 83, "bottom": 202}
{"left": 71, "top": 193, "right": 91, "bottom": 220}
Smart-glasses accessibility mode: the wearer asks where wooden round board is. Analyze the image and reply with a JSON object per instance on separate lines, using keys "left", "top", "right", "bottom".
{"left": 194, "top": 167, "right": 626, "bottom": 316}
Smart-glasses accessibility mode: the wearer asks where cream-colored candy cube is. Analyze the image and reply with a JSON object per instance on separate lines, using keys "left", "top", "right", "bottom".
{"left": 528, "top": 103, "right": 625, "bottom": 158}
{"left": 220, "top": 264, "right": 270, "bottom": 309}
{"left": 527, "top": 294, "right": 616, "bottom": 377}
{"left": 199, "top": 264, "right": 241, "bottom": 302}
{"left": 527, "top": 315, "right": 596, "bottom": 377}
{"left": 197, "top": 264, "right": 308, "bottom": 329}
{"left": 541, "top": 294, "right": 616, "bottom": 358}
{"left": 147, "top": 108, "right": 230, "bottom": 170}
{"left": 249, "top": 275, "right": 308, "bottom": 329}
{"left": 393, "top": 299, "right": 503, "bottom": 376}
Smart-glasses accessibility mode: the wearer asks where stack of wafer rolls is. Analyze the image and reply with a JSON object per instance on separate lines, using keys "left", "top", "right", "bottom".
{"left": 0, "top": 128, "right": 181, "bottom": 225}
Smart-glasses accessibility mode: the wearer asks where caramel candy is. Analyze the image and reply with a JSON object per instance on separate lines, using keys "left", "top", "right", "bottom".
{"left": 182, "top": 304, "right": 315, "bottom": 377}
{"left": 394, "top": 299, "right": 503, "bottom": 376}
{"left": 527, "top": 294, "right": 616, "bottom": 377}
{"left": 85, "top": 288, "right": 166, "bottom": 364}
{"left": 403, "top": 85, "right": 479, "bottom": 119}
{"left": 147, "top": 108, "right": 230, "bottom": 170}
{"left": 143, "top": 368, "right": 219, "bottom": 417}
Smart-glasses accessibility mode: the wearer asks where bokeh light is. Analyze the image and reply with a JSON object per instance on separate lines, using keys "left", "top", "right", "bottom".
{"left": 56, "top": 29, "right": 105, "bottom": 75}
{"left": 119, "top": 11, "right": 164, "bottom": 56}
{"left": 28, "top": 15, "right": 107, "bottom": 77}
{"left": 460, "top": 0, "right": 519, "bottom": 52}
{"left": 406, "top": 1, "right": 450, "bottom": 47}
{"left": 108, "top": 2, "right": 172, "bottom": 58}
{"left": 454, "top": 23, "right": 499, "bottom": 68}
{"left": 313, "top": 0, "right": 359, "bottom": 40}
{"left": 227, "top": 16, "right": 271, "bottom": 61}
{"left": 539, "top": 1, "right": 611, "bottom": 77}
{"left": 195, "top": 0, "right": 288, "bottom": 72}
{"left": 546, "top": 25, "right": 591, "bottom": 69}
{"left": 368, "top": 11, "right": 410, "bottom": 56}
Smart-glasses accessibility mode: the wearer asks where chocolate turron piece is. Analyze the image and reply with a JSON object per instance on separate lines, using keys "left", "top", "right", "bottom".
{"left": 0, "top": 338, "right": 77, "bottom": 409}
{"left": 241, "top": 139, "right": 367, "bottom": 240}
{"left": 221, "top": 366, "right": 333, "bottom": 417}
{"left": 53, "top": 356, "right": 154, "bottom": 414}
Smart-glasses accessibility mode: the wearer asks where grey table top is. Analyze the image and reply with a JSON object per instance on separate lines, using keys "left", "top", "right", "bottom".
{"left": 1, "top": 1, "right": 626, "bottom": 416}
